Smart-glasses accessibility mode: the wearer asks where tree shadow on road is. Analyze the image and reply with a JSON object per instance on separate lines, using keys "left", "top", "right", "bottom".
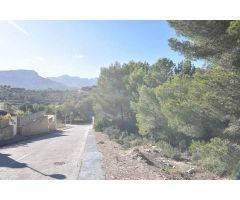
{"left": 0, "top": 153, "right": 66, "bottom": 180}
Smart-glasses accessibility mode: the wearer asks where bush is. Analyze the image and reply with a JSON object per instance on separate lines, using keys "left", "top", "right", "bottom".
{"left": 156, "top": 140, "right": 181, "bottom": 160}
{"left": 16, "top": 110, "right": 25, "bottom": 117}
{"left": 2, "top": 113, "right": 12, "bottom": 120}
{"left": 104, "top": 126, "right": 136, "bottom": 149}
{"left": 130, "top": 137, "right": 152, "bottom": 147}
{"left": 179, "top": 139, "right": 188, "bottom": 152}
{"left": 93, "top": 118, "right": 110, "bottom": 132}
{"left": 201, "top": 158, "right": 228, "bottom": 176}
{"left": 223, "top": 118, "right": 240, "bottom": 141}
{"left": 56, "top": 120, "right": 65, "bottom": 129}
{"left": 104, "top": 126, "right": 148, "bottom": 149}
{"left": 130, "top": 138, "right": 145, "bottom": 146}
{"left": 233, "top": 160, "right": 240, "bottom": 180}
{"left": 190, "top": 138, "right": 240, "bottom": 177}
{"left": 104, "top": 126, "right": 122, "bottom": 139}
{"left": 113, "top": 118, "right": 138, "bottom": 133}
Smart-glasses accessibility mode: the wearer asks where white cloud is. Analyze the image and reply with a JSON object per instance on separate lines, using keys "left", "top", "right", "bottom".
{"left": 7, "top": 20, "right": 29, "bottom": 36}
{"left": 73, "top": 54, "right": 85, "bottom": 59}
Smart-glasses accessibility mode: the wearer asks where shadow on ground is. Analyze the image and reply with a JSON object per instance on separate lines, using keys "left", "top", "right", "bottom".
{"left": 0, "top": 153, "right": 66, "bottom": 180}
{"left": 0, "top": 130, "right": 67, "bottom": 148}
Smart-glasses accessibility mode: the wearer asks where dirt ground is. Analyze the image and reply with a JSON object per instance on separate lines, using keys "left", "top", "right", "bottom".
{"left": 95, "top": 132, "right": 220, "bottom": 180}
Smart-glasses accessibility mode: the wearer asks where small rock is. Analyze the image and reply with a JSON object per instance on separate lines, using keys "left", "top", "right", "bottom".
{"left": 167, "top": 163, "right": 173, "bottom": 167}
{"left": 110, "top": 176, "right": 116, "bottom": 179}
{"left": 97, "top": 141, "right": 105, "bottom": 144}
{"left": 146, "top": 149, "right": 151, "bottom": 153}
{"left": 137, "top": 156, "right": 143, "bottom": 162}
{"left": 153, "top": 149, "right": 160, "bottom": 153}
{"left": 186, "top": 168, "right": 195, "bottom": 174}
{"left": 132, "top": 148, "right": 140, "bottom": 153}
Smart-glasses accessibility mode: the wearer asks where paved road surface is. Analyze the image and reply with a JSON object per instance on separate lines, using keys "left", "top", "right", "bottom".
{"left": 0, "top": 124, "right": 90, "bottom": 180}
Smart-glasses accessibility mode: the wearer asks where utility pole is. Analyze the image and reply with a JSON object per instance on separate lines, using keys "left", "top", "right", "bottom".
{"left": 55, "top": 106, "right": 57, "bottom": 129}
{"left": 54, "top": 105, "right": 59, "bottom": 129}
{"left": 70, "top": 112, "right": 73, "bottom": 125}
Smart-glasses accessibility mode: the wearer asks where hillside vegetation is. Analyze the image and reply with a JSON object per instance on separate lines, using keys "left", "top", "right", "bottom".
{"left": 0, "top": 86, "right": 94, "bottom": 124}
{"left": 92, "top": 20, "right": 240, "bottom": 179}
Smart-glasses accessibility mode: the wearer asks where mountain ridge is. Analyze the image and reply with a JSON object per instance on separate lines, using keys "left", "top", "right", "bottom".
{"left": 47, "top": 75, "right": 97, "bottom": 88}
{"left": 0, "top": 69, "right": 97, "bottom": 90}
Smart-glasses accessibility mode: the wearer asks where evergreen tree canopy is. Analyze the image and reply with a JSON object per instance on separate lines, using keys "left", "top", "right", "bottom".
{"left": 168, "top": 20, "right": 240, "bottom": 68}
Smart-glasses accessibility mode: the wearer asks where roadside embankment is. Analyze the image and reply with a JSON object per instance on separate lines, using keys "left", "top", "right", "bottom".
{"left": 95, "top": 131, "right": 220, "bottom": 180}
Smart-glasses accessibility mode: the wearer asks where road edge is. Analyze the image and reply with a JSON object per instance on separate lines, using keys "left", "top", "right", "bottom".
{"left": 78, "top": 127, "right": 106, "bottom": 180}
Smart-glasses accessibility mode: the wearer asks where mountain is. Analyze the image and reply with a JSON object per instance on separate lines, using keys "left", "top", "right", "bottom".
{"left": 47, "top": 75, "right": 97, "bottom": 88}
{"left": 0, "top": 70, "right": 67, "bottom": 90}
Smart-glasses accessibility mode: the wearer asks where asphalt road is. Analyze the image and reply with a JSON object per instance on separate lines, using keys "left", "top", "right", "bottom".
{"left": 0, "top": 124, "right": 90, "bottom": 180}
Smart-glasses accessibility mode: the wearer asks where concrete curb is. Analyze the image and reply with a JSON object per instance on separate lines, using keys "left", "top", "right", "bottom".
{"left": 79, "top": 129, "right": 106, "bottom": 180}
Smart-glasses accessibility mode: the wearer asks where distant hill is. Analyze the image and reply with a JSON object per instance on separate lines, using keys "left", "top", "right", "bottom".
{"left": 0, "top": 70, "right": 67, "bottom": 90}
{"left": 47, "top": 75, "right": 97, "bottom": 88}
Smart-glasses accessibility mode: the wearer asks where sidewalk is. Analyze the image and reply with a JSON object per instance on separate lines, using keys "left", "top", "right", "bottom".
{"left": 79, "top": 129, "right": 105, "bottom": 180}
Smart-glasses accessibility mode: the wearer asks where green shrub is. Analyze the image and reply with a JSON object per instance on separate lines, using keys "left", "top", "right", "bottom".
{"left": 56, "top": 120, "right": 65, "bottom": 128}
{"left": 16, "top": 110, "right": 25, "bottom": 117}
{"left": 233, "top": 160, "right": 240, "bottom": 180}
{"left": 104, "top": 126, "right": 138, "bottom": 149}
{"left": 113, "top": 118, "right": 138, "bottom": 134}
{"left": 103, "top": 125, "right": 149, "bottom": 149}
{"left": 93, "top": 118, "right": 110, "bottom": 132}
{"left": 130, "top": 138, "right": 144, "bottom": 146}
{"left": 2, "top": 113, "right": 12, "bottom": 120}
{"left": 104, "top": 126, "right": 122, "bottom": 139}
{"left": 224, "top": 118, "right": 240, "bottom": 141}
{"left": 190, "top": 137, "right": 240, "bottom": 177}
{"left": 202, "top": 158, "right": 228, "bottom": 176}
{"left": 156, "top": 140, "right": 181, "bottom": 160}
{"left": 179, "top": 139, "right": 188, "bottom": 152}
{"left": 192, "top": 152, "right": 201, "bottom": 161}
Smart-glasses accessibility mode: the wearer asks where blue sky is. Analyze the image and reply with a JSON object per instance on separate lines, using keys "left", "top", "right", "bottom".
{"left": 0, "top": 20, "right": 197, "bottom": 78}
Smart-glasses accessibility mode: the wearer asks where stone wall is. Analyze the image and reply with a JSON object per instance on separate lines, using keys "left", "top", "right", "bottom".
{"left": 19, "top": 115, "right": 49, "bottom": 136}
{"left": 20, "top": 111, "right": 45, "bottom": 125}
{"left": 0, "top": 118, "right": 9, "bottom": 128}
{"left": 0, "top": 125, "right": 14, "bottom": 141}
{"left": 0, "top": 111, "right": 56, "bottom": 142}
{"left": 18, "top": 112, "right": 50, "bottom": 136}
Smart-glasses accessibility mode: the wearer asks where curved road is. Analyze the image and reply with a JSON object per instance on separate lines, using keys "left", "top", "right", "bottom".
{"left": 0, "top": 124, "right": 90, "bottom": 180}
